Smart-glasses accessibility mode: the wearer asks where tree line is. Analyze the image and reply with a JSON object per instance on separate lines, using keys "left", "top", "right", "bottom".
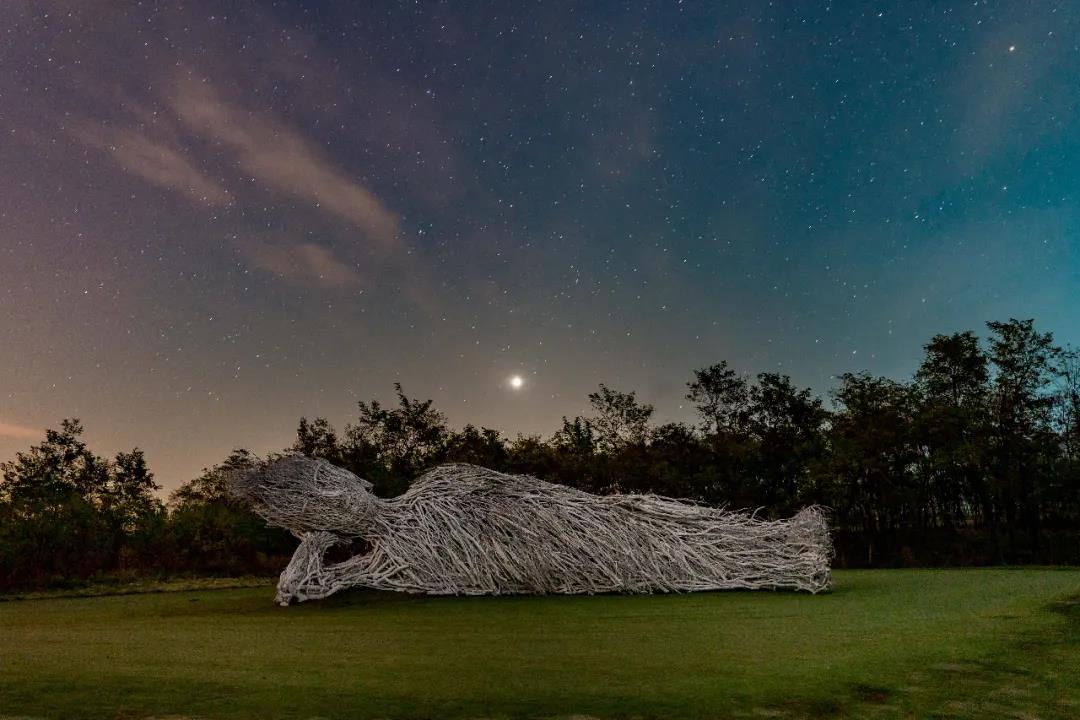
{"left": 2, "top": 317, "right": 1078, "bottom": 590}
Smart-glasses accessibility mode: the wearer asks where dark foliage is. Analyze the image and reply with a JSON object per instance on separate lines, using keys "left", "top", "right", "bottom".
{"left": 0, "top": 420, "right": 166, "bottom": 589}
{"left": 165, "top": 449, "right": 293, "bottom": 576}
{"left": 2, "top": 318, "right": 1078, "bottom": 590}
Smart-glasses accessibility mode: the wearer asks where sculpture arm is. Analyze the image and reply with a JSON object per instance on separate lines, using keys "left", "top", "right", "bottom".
{"left": 276, "top": 531, "right": 343, "bottom": 606}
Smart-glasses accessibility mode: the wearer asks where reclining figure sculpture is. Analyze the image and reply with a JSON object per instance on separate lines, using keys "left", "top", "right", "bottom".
{"left": 233, "top": 455, "right": 832, "bottom": 605}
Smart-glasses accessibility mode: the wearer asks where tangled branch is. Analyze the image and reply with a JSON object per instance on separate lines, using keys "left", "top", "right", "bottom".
{"left": 232, "top": 456, "right": 832, "bottom": 605}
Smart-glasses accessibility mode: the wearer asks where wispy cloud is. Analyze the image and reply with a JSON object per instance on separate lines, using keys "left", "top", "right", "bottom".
{"left": 234, "top": 237, "right": 363, "bottom": 289}
{"left": 13, "top": 4, "right": 445, "bottom": 309}
{"left": 0, "top": 420, "right": 41, "bottom": 440}
{"left": 71, "top": 123, "right": 233, "bottom": 206}
{"left": 173, "top": 77, "right": 400, "bottom": 251}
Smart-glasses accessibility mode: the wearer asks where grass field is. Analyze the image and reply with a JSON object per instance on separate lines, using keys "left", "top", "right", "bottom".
{"left": 1, "top": 569, "right": 1078, "bottom": 719}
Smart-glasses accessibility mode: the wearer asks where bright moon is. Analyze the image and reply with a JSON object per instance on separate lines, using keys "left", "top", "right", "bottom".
{"left": 509, "top": 375, "right": 524, "bottom": 390}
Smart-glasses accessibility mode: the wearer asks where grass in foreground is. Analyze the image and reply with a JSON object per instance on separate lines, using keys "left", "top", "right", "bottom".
{"left": 1, "top": 568, "right": 1078, "bottom": 719}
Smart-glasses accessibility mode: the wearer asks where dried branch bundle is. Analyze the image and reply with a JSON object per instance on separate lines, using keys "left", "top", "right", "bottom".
{"left": 232, "top": 455, "right": 832, "bottom": 605}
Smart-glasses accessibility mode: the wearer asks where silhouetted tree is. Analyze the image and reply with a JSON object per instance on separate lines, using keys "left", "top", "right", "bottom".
{"left": 745, "top": 373, "right": 829, "bottom": 515}
{"left": 986, "top": 318, "right": 1061, "bottom": 559}
{"left": 5, "top": 317, "right": 1080, "bottom": 591}
{"left": 167, "top": 449, "right": 291, "bottom": 575}
{"left": 1056, "top": 346, "right": 1080, "bottom": 461}
{"left": 0, "top": 420, "right": 164, "bottom": 588}
{"left": 586, "top": 384, "right": 654, "bottom": 452}
{"left": 686, "top": 361, "right": 752, "bottom": 437}
{"left": 504, "top": 433, "right": 560, "bottom": 479}
{"left": 446, "top": 425, "right": 509, "bottom": 469}
{"left": 344, "top": 383, "right": 449, "bottom": 495}
{"left": 913, "top": 331, "right": 991, "bottom": 534}
{"left": 685, "top": 363, "right": 757, "bottom": 507}
{"left": 104, "top": 449, "right": 165, "bottom": 567}
{"left": 646, "top": 421, "right": 716, "bottom": 501}
{"left": 292, "top": 417, "right": 341, "bottom": 461}
{"left": 550, "top": 416, "right": 598, "bottom": 490}
{"left": 827, "top": 373, "right": 921, "bottom": 563}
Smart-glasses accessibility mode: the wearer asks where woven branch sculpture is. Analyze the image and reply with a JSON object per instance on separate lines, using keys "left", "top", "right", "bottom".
{"left": 232, "top": 455, "right": 832, "bottom": 605}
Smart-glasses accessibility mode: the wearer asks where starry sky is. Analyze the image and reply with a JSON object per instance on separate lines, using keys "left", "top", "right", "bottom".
{"left": 2, "top": 1, "right": 1079, "bottom": 491}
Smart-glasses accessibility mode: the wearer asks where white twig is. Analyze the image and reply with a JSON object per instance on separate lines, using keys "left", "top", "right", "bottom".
{"left": 232, "top": 456, "right": 833, "bottom": 605}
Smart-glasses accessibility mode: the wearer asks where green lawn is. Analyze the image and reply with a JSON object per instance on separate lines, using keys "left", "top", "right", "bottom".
{"left": 1, "top": 569, "right": 1078, "bottom": 719}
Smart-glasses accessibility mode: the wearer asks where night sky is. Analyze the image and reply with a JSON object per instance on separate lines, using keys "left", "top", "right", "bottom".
{"left": 3, "top": 1, "right": 1079, "bottom": 491}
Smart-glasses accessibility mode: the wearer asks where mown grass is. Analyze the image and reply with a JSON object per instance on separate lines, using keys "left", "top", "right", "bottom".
{"left": 1, "top": 568, "right": 1078, "bottom": 719}
{"left": 0, "top": 575, "right": 275, "bottom": 601}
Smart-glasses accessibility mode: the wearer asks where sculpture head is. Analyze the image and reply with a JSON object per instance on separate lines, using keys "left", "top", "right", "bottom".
{"left": 229, "top": 454, "right": 376, "bottom": 535}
